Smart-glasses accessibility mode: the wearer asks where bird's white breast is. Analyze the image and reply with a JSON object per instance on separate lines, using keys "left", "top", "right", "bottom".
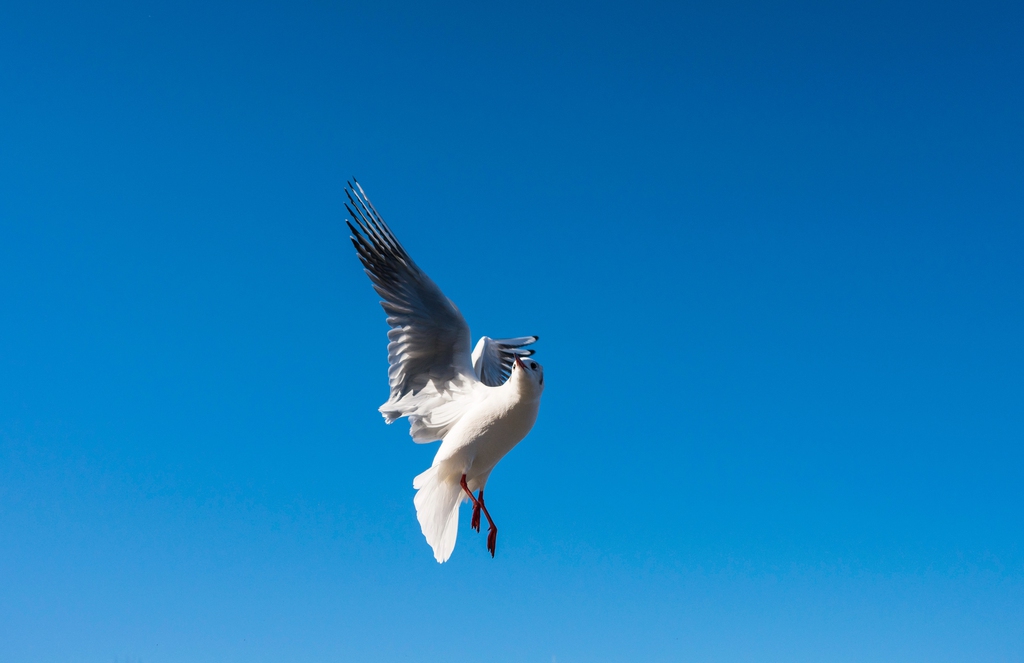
{"left": 433, "top": 379, "right": 541, "bottom": 484}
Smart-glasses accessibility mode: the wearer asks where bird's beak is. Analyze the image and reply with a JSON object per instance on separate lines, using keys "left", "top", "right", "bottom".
{"left": 514, "top": 354, "right": 526, "bottom": 370}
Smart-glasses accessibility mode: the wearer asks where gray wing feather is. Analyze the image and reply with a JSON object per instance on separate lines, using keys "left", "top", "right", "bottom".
{"left": 346, "top": 181, "right": 475, "bottom": 419}
{"left": 472, "top": 336, "right": 539, "bottom": 387}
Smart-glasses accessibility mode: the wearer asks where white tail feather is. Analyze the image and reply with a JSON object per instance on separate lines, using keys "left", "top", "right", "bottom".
{"left": 412, "top": 465, "right": 464, "bottom": 563}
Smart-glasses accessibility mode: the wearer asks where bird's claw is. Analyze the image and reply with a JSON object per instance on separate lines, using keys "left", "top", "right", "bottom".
{"left": 486, "top": 526, "right": 497, "bottom": 558}
{"left": 471, "top": 502, "right": 481, "bottom": 532}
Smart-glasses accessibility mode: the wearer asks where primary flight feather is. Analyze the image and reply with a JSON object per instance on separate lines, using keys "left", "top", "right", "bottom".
{"left": 346, "top": 181, "right": 545, "bottom": 562}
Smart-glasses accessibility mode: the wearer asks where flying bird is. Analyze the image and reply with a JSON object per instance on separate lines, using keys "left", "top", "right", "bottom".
{"left": 345, "top": 181, "right": 545, "bottom": 563}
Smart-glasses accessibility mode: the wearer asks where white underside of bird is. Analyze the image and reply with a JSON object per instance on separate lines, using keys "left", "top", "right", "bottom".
{"left": 345, "top": 181, "right": 545, "bottom": 563}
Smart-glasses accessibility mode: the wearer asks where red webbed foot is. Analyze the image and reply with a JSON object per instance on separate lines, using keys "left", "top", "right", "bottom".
{"left": 486, "top": 525, "right": 498, "bottom": 557}
{"left": 471, "top": 500, "right": 481, "bottom": 532}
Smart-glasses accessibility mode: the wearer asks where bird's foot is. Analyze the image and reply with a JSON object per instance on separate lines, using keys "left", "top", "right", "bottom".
{"left": 461, "top": 476, "right": 483, "bottom": 533}
{"left": 462, "top": 478, "right": 497, "bottom": 557}
{"left": 486, "top": 525, "right": 498, "bottom": 558}
{"left": 471, "top": 501, "right": 481, "bottom": 532}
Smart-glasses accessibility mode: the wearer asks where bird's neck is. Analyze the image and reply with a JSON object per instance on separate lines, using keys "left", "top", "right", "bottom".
{"left": 507, "top": 371, "right": 540, "bottom": 403}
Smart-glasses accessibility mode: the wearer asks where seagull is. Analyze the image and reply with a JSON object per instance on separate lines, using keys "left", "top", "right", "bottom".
{"left": 345, "top": 181, "right": 545, "bottom": 563}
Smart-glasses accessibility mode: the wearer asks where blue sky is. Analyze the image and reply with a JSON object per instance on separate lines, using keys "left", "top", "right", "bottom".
{"left": 2, "top": 0, "right": 1023, "bottom": 661}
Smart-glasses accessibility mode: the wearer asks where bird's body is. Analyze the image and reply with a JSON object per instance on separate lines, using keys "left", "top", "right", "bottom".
{"left": 345, "top": 181, "right": 544, "bottom": 563}
{"left": 432, "top": 366, "right": 542, "bottom": 492}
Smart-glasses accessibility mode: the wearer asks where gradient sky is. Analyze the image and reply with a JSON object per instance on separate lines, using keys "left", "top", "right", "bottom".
{"left": 2, "top": 1, "right": 1023, "bottom": 661}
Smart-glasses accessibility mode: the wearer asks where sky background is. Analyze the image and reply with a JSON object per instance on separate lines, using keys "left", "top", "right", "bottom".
{"left": 2, "top": 0, "right": 1023, "bottom": 661}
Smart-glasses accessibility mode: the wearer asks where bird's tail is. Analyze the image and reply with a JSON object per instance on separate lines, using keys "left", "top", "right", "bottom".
{"left": 412, "top": 465, "right": 464, "bottom": 563}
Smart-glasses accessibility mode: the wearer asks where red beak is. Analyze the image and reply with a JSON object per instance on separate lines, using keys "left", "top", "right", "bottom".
{"left": 514, "top": 354, "right": 526, "bottom": 370}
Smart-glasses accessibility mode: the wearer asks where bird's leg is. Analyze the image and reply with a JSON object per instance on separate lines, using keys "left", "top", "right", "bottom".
{"left": 460, "top": 476, "right": 497, "bottom": 555}
{"left": 460, "top": 475, "right": 482, "bottom": 532}
{"left": 476, "top": 490, "right": 498, "bottom": 558}
{"left": 470, "top": 490, "right": 482, "bottom": 532}
{"left": 460, "top": 475, "right": 481, "bottom": 533}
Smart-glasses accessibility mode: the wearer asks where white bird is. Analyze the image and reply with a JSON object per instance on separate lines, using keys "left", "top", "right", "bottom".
{"left": 346, "top": 181, "right": 545, "bottom": 563}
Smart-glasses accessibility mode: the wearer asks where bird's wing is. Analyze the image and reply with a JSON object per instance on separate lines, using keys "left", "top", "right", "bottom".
{"left": 472, "top": 336, "right": 539, "bottom": 387}
{"left": 346, "top": 181, "right": 479, "bottom": 441}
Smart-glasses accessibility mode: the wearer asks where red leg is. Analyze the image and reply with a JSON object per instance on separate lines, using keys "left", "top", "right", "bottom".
{"left": 470, "top": 490, "right": 482, "bottom": 532}
{"left": 461, "top": 476, "right": 498, "bottom": 556}
{"left": 460, "top": 475, "right": 479, "bottom": 508}
{"left": 461, "top": 475, "right": 483, "bottom": 532}
{"left": 477, "top": 490, "right": 498, "bottom": 558}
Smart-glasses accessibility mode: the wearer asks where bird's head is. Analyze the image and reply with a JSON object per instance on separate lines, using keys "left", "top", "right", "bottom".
{"left": 513, "top": 354, "right": 545, "bottom": 394}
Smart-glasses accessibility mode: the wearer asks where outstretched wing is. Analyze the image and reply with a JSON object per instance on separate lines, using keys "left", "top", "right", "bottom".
{"left": 346, "top": 181, "right": 478, "bottom": 437}
{"left": 472, "top": 336, "right": 539, "bottom": 387}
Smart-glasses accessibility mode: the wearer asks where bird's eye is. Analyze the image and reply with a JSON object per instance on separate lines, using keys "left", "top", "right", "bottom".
{"left": 530, "top": 362, "right": 538, "bottom": 370}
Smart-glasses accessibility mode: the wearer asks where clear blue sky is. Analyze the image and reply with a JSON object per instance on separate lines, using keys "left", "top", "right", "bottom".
{"left": 2, "top": 1, "right": 1023, "bottom": 661}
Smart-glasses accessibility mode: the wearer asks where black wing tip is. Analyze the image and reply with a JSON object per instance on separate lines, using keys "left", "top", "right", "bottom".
{"left": 346, "top": 178, "right": 372, "bottom": 208}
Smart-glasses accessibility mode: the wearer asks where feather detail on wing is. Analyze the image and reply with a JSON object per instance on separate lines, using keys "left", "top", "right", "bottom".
{"left": 390, "top": 381, "right": 485, "bottom": 443}
{"left": 345, "top": 181, "right": 478, "bottom": 437}
{"left": 472, "top": 336, "right": 539, "bottom": 387}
